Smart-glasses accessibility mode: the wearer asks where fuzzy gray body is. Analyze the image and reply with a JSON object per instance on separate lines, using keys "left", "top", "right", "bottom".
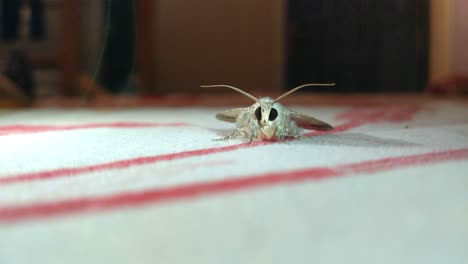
{"left": 215, "top": 97, "right": 333, "bottom": 142}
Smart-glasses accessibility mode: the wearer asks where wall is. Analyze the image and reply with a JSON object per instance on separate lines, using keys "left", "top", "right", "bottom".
{"left": 430, "top": 0, "right": 468, "bottom": 82}
{"left": 452, "top": 0, "right": 468, "bottom": 77}
{"left": 155, "top": 0, "right": 284, "bottom": 93}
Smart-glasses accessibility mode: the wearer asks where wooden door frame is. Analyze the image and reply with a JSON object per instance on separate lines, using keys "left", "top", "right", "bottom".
{"left": 136, "top": 0, "right": 157, "bottom": 94}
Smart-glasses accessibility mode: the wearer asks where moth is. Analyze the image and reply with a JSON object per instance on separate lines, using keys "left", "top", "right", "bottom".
{"left": 201, "top": 83, "right": 335, "bottom": 142}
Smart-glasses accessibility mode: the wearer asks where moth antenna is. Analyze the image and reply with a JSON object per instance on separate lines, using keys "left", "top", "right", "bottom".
{"left": 274, "top": 83, "right": 335, "bottom": 102}
{"left": 201, "top": 84, "right": 260, "bottom": 103}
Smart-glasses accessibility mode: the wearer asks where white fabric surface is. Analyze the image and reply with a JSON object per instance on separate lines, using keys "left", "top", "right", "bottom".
{"left": 0, "top": 101, "right": 467, "bottom": 264}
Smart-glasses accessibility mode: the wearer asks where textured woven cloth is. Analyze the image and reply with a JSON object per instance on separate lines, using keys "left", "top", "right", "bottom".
{"left": 0, "top": 101, "right": 467, "bottom": 264}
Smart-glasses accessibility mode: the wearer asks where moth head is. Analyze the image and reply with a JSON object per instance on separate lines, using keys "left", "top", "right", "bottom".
{"left": 250, "top": 98, "right": 283, "bottom": 140}
{"left": 253, "top": 97, "right": 283, "bottom": 126}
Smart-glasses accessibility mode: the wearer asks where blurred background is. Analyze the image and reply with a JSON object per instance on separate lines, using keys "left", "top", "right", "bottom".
{"left": 0, "top": 0, "right": 467, "bottom": 104}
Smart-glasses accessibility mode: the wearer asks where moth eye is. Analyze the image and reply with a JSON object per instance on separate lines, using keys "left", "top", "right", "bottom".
{"left": 269, "top": 108, "right": 278, "bottom": 121}
{"left": 255, "top": 107, "right": 262, "bottom": 120}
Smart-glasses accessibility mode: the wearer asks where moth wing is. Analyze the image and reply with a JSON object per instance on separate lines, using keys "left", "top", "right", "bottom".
{"left": 215, "top": 108, "right": 247, "bottom": 123}
{"left": 290, "top": 111, "right": 333, "bottom": 130}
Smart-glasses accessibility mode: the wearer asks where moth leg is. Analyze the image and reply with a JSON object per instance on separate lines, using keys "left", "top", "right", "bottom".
{"left": 247, "top": 123, "right": 259, "bottom": 144}
{"left": 288, "top": 123, "right": 305, "bottom": 140}
{"left": 248, "top": 131, "right": 255, "bottom": 144}
{"left": 212, "top": 129, "right": 240, "bottom": 141}
{"left": 294, "top": 135, "right": 306, "bottom": 140}
{"left": 276, "top": 126, "right": 289, "bottom": 141}
{"left": 276, "top": 131, "right": 284, "bottom": 141}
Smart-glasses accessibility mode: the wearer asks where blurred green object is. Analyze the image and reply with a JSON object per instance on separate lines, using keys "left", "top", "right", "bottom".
{"left": 97, "top": 0, "right": 136, "bottom": 94}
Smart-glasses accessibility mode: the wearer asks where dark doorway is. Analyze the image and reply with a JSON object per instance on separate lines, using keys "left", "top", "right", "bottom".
{"left": 286, "top": 0, "right": 429, "bottom": 93}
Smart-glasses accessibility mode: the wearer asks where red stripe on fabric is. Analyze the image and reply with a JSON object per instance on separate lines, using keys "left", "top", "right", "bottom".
{"left": 0, "top": 122, "right": 191, "bottom": 136}
{"left": 0, "top": 106, "right": 422, "bottom": 186}
{"left": 0, "top": 141, "right": 269, "bottom": 185}
{"left": 1, "top": 148, "right": 467, "bottom": 224}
